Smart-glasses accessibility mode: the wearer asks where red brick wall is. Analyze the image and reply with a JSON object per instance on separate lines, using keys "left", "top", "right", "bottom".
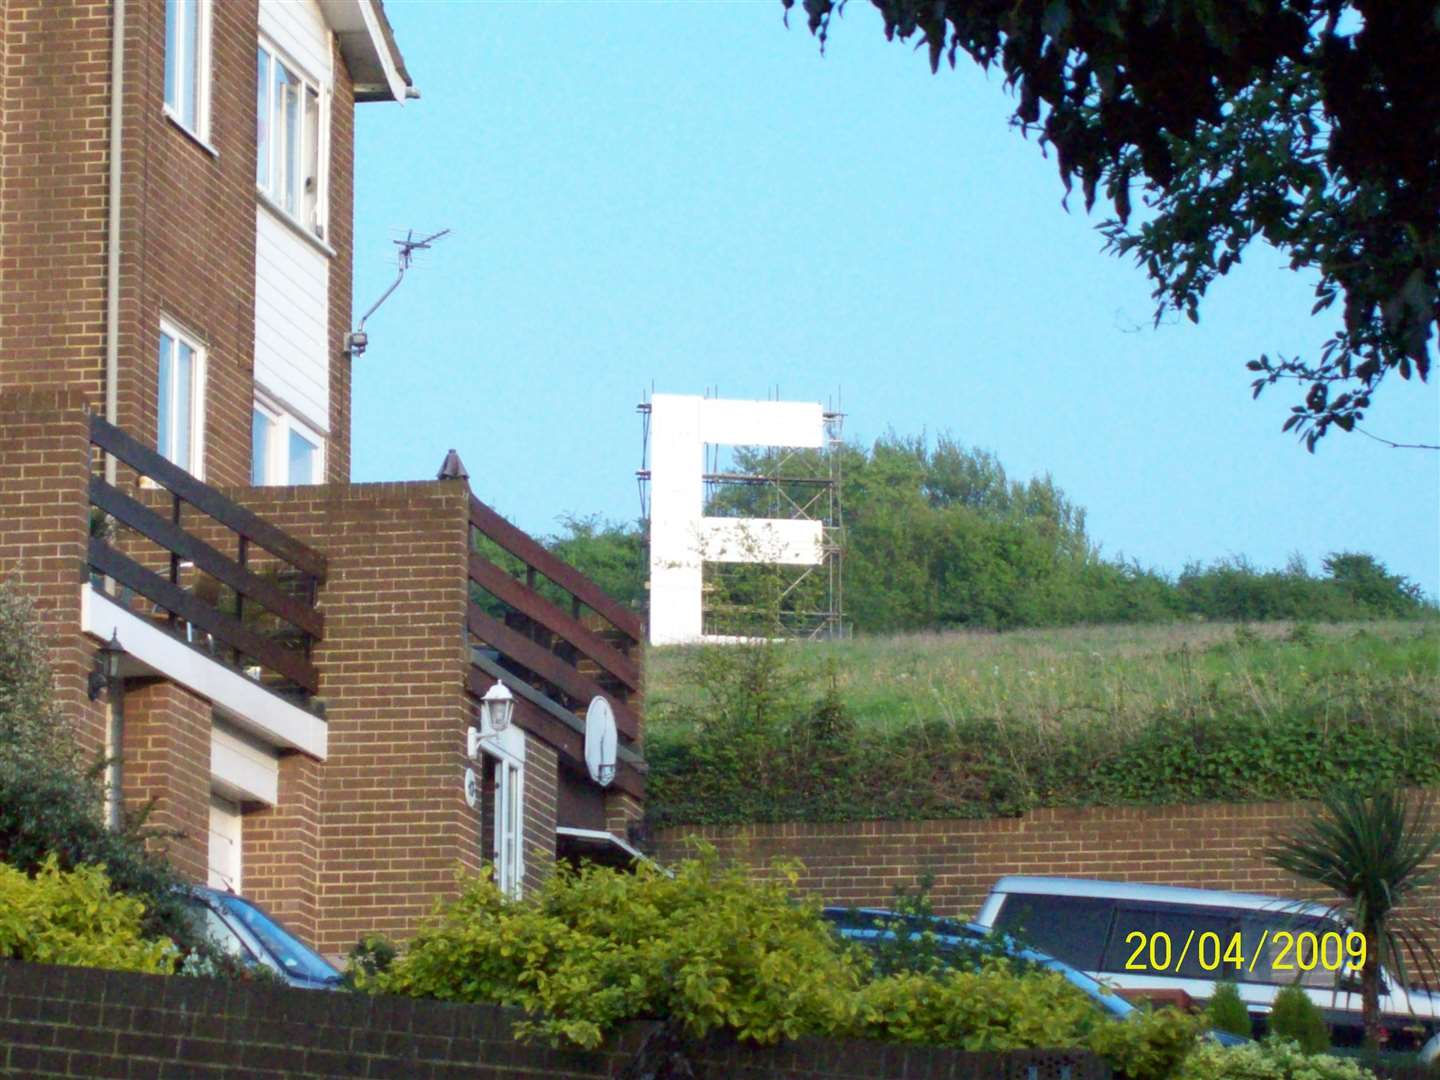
{"left": 0, "top": 1, "right": 112, "bottom": 399}
{"left": 0, "top": 392, "right": 107, "bottom": 757}
{"left": 122, "top": 679, "right": 212, "bottom": 883}
{"left": 217, "top": 481, "right": 480, "bottom": 955}
{"left": 0, "top": 0, "right": 362, "bottom": 486}
{"left": 523, "top": 735, "right": 558, "bottom": 895}
{"left": 243, "top": 751, "right": 323, "bottom": 945}
{"left": 654, "top": 797, "right": 1440, "bottom": 928}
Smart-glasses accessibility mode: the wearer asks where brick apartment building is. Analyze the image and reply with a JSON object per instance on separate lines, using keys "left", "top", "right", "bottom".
{"left": 0, "top": 0, "right": 645, "bottom": 957}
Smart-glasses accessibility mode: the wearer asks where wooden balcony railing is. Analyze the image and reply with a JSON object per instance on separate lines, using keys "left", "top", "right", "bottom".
{"left": 467, "top": 495, "right": 643, "bottom": 745}
{"left": 88, "top": 416, "right": 326, "bottom": 700}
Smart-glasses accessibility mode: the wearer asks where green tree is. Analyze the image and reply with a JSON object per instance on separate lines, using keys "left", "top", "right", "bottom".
{"left": 1268, "top": 984, "right": 1329, "bottom": 1054}
{"left": 1268, "top": 787, "right": 1440, "bottom": 1049}
{"left": 787, "top": 1, "right": 1438, "bottom": 449}
{"left": 1204, "top": 980, "right": 1252, "bottom": 1040}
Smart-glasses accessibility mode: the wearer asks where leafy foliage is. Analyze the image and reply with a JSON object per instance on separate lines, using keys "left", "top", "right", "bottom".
{"left": 786, "top": 1, "right": 1438, "bottom": 447}
{"left": 1206, "top": 981, "right": 1254, "bottom": 1040}
{"left": 0, "top": 579, "right": 73, "bottom": 769}
{"left": 549, "top": 436, "right": 1431, "bottom": 638}
{"left": 370, "top": 855, "right": 1200, "bottom": 1079}
{"left": 1268, "top": 787, "right": 1440, "bottom": 1049}
{"left": 0, "top": 855, "right": 176, "bottom": 973}
{"left": 1269, "top": 986, "right": 1330, "bottom": 1055}
{"left": 645, "top": 626, "right": 1440, "bottom": 826}
{"left": 0, "top": 580, "right": 204, "bottom": 954}
{"left": 1177, "top": 1037, "right": 1378, "bottom": 1080}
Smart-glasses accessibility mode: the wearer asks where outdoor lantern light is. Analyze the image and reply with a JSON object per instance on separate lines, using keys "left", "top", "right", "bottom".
{"left": 481, "top": 682, "right": 514, "bottom": 735}
{"left": 88, "top": 630, "right": 125, "bottom": 701}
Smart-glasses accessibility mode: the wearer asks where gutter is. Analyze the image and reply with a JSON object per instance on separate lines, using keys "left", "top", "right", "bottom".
{"left": 104, "top": 0, "right": 125, "bottom": 485}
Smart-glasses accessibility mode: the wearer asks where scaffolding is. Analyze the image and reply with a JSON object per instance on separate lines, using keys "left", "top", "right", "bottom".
{"left": 637, "top": 390, "right": 846, "bottom": 642}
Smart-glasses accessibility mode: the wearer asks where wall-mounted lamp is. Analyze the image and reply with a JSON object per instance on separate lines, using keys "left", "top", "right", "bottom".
{"left": 88, "top": 631, "right": 125, "bottom": 701}
{"left": 467, "top": 682, "right": 515, "bottom": 757}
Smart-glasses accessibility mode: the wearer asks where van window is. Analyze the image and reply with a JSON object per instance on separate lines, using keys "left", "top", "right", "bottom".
{"left": 992, "top": 894, "right": 1116, "bottom": 970}
{"left": 1101, "top": 903, "right": 1237, "bottom": 980}
{"left": 1239, "top": 911, "right": 1353, "bottom": 990}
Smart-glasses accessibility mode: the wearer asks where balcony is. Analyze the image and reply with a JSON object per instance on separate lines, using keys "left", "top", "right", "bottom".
{"left": 466, "top": 494, "right": 645, "bottom": 793}
{"left": 85, "top": 415, "right": 327, "bottom": 753}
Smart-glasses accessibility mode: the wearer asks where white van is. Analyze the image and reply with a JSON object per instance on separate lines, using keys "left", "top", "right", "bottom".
{"left": 975, "top": 876, "right": 1440, "bottom": 1054}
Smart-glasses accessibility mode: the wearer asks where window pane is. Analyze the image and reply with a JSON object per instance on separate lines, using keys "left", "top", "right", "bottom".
{"left": 174, "top": 342, "right": 194, "bottom": 471}
{"left": 164, "top": 0, "right": 180, "bottom": 111}
{"left": 180, "top": 0, "right": 199, "bottom": 130}
{"left": 287, "top": 428, "right": 317, "bottom": 484}
{"left": 255, "top": 48, "right": 270, "bottom": 188}
{"left": 274, "top": 59, "right": 301, "bottom": 213}
{"left": 157, "top": 332, "right": 174, "bottom": 460}
{"left": 251, "top": 409, "right": 271, "bottom": 484}
{"left": 303, "top": 85, "right": 321, "bottom": 231}
{"left": 992, "top": 894, "right": 1115, "bottom": 971}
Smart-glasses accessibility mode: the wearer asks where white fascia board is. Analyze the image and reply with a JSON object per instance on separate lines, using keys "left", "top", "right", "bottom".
{"left": 81, "top": 587, "right": 326, "bottom": 759}
{"left": 211, "top": 723, "right": 280, "bottom": 805}
{"left": 358, "top": 0, "right": 409, "bottom": 104}
{"left": 555, "top": 826, "right": 648, "bottom": 862}
{"left": 316, "top": 0, "right": 409, "bottom": 103}
{"left": 700, "top": 517, "right": 824, "bottom": 565}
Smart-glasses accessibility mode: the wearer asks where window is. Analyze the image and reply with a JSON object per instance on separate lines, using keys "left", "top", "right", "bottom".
{"left": 256, "top": 42, "right": 327, "bottom": 237}
{"left": 164, "top": 0, "right": 210, "bottom": 137}
{"left": 251, "top": 397, "right": 324, "bottom": 485}
{"left": 993, "top": 894, "right": 1117, "bottom": 971}
{"left": 157, "top": 320, "right": 205, "bottom": 476}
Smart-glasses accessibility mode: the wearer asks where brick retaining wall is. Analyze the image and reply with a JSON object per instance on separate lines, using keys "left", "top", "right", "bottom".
{"left": 651, "top": 796, "right": 1440, "bottom": 928}
{"left": 0, "top": 961, "right": 1107, "bottom": 1079}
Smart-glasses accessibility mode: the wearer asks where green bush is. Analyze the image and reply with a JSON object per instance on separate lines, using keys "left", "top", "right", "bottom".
{"left": 371, "top": 856, "right": 1199, "bottom": 1079}
{"left": 0, "top": 855, "right": 176, "bottom": 973}
{"left": 645, "top": 627, "right": 1440, "bottom": 827}
{"left": 1207, "top": 981, "right": 1254, "bottom": 1038}
{"left": 1177, "top": 1037, "right": 1377, "bottom": 1080}
{"left": 1269, "top": 986, "right": 1330, "bottom": 1054}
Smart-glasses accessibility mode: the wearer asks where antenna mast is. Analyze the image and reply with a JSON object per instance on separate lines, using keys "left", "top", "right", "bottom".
{"left": 345, "top": 227, "right": 451, "bottom": 356}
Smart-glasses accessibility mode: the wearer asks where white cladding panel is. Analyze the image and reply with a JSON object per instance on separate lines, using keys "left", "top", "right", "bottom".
{"left": 211, "top": 721, "right": 280, "bottom": 806}
{"left": 254, "top": 210, "right": 331, "bottom": 431}
{"left": 698, "top": 398, "right": 824, "bottom": 448}
{"left": 700, "top": 518, "right": 824, "bottom": 565}
{"left": 259, "top": 0, "right": 333, "bottom": 81}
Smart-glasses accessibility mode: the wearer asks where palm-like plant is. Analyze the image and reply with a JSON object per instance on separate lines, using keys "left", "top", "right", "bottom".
{"left": 1268, "top": 787, "right": 1440, "bottom": 1049}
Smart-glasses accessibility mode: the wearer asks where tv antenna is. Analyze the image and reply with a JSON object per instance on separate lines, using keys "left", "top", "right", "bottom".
{"left": 345, "top": 227, "right": 451, "bottom": 356}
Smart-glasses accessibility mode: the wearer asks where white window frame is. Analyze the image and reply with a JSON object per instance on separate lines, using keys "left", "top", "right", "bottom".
{"left": 255, "top": 37, "right": 330, "bottom": 241}
{"left": 251, "top": 392, "right": 326, "bottom": 486}
{"left": 478, "top": 727, "right": 526, "bottom": 898}
{"left": 164, "top": 0, "right": 212, "bottom": 141}
{"left": 157, "top": 317, "right": 207, "bottom": 480}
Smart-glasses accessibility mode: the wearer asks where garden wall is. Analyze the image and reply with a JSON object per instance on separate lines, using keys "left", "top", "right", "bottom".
{"left": 0, "top": 960, "right": 1107, "bottom": 1079}
{"left": 651, "top": 796, "right": 1440, "bottom": 925}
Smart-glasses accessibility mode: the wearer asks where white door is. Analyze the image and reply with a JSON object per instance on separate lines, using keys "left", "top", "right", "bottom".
{"left": 208, "top": 793, "right": 242, "bottom": 892}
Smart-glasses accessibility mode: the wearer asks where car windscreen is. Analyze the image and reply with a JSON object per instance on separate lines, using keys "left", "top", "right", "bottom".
{"left": 214, "top": 894, "right": 340, "bottom": 983}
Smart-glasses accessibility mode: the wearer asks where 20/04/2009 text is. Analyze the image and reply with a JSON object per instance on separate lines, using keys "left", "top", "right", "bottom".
{"left": 1122, "top": 929, "right": 1365, "bottom": 974}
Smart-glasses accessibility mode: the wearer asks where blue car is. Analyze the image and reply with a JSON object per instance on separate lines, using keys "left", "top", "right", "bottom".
{"left": 184, "top": 886, "right": 343, "bottom": 989}
{"left": 822, "top": 906, "right": 1248, "bottom": 1045}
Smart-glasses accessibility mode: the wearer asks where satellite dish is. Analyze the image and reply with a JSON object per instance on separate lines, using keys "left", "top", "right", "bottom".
{"left": 585, "top": 696, "right": 618, "bottom": 787}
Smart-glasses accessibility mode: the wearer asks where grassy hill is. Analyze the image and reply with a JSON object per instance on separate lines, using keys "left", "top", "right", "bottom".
{"left": 642, "top": 620, "right": 1440, "bottom": 827}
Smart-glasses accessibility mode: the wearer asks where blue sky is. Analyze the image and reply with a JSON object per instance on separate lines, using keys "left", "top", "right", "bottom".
{"left": 350, "top": 1, "right": 1440, "bottom": 599}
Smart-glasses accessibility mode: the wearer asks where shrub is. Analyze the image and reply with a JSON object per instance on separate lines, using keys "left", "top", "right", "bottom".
{"left": 0, "top": 855, "right": 176, "bottom": 973}
{"left": 1207, "top": 981, "right": 1254, "bottom": 1039}
{"left": 1177, "top": 1037, "right": 1377, "bottom": 1080}
{"left": 0, "top": 759, "right": 199, "bottom": 948}
{"left": 371, "top": 855, "right": 1200, "bottom": 1080}
{"left": 1269, "top": 986, "right": 1330, "bottom": 1053}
